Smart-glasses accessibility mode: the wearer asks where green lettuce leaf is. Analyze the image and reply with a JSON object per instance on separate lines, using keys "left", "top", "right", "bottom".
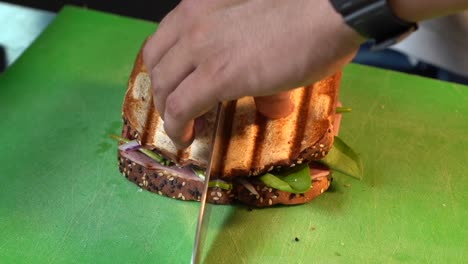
{"left": 336, "top": 107, "right": 352, "bottom": 113}
{"left": 192, "top": 168, "right": 234, "bottom": 190}
{"left": 259, "top": 164, "right": 311, "bottom": 193}
{"left": 208, "top": 180, "right": 233, "bottom": 191}
{"left": 320, "top": 136, "right": 363, "bottom": 179}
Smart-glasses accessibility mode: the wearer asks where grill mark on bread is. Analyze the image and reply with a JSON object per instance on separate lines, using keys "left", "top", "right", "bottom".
{"left": 140, "top": 98, "right": 157, "bottom": 144}
{"left": 290, "top": 86, "right": 313, "bottom": 161}
{"left": 216, "top": 101, "right": 237, "bottom": 176}
{"left": 251, "top": 112, "right": 268, "bottom": 173}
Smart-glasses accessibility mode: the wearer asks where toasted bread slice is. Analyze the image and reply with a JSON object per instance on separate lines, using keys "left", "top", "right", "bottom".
{"left": 123, "top": 46, "right": 341, "bottom": 179}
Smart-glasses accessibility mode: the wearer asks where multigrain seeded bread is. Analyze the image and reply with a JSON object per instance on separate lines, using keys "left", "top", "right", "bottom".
{"left": 118, "top": 150, "right": 331, "bottom": 207}
{"left": 118, "top": 150, "right": 233, "bottom": 204}
{"left": 122, "top": 47, "right": 341, "bottom": 179}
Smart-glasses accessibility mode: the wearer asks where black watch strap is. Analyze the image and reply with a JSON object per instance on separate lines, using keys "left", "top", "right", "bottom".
{"left": 330, "top": 0, "right": 418, "bottom": 50}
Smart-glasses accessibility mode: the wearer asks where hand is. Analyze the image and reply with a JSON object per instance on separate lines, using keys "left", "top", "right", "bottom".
{"left": 143, "top": 0, "right": 364, "bottom": 149}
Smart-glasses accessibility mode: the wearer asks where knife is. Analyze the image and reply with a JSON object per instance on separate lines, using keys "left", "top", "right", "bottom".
{"left": 191, "top": 102, "right": 223, "bottom": 264}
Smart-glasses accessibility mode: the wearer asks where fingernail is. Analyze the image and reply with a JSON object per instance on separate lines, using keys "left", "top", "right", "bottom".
{"left": 173, "top": 142, "right": 186, "bottom": 150}
{"left": 173, "top": 138, "right": 192, "bottom": 150}
{"left": 254, "top": 91, "right": 295, "bottom": 119}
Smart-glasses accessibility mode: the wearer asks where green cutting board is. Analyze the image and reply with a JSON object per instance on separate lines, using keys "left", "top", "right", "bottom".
{"left": 0, "top": 6, "right": 466, "bottom": 264}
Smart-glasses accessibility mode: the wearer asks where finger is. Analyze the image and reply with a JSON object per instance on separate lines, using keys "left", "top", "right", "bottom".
{"left": 254, "top": 91, "right": 294, "bottom": 119}
{"left": 162, "top": 61, "right": 230, "bottom": 149}
{"left": 164, "top": 116, "right": 195, "bottom": 150}
{"left": 163, "top": 105, "right": 195, "bottom": 150}
{"left": 151, "top": 40, "right": 196, "bottom": 120}
{"left": 143, "top": 0, "right": 245, "bottom": 71}
{"left": 142, "top": 9, "right": 179, "bottom": 72}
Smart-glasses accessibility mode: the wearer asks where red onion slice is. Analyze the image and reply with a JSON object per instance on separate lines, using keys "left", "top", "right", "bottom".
{"left": 118, "top": 140, "right": 141, "bottom": 152}
{"left": 119, "top": 150, "right": 203, "bottom": 182}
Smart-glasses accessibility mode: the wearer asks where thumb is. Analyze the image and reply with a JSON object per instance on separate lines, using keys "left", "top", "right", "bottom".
{"left": 254, "top": 91, "right": 294, "bottom": 119}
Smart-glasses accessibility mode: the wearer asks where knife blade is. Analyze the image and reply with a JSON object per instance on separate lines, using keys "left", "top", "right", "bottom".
{"left": 191, "top": 102, "right": 223, "bottom": 264}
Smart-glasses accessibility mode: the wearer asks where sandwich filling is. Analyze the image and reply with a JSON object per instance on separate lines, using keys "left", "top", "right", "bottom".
{"left": 111, "top": 133, "right": 328, "bottom": 194}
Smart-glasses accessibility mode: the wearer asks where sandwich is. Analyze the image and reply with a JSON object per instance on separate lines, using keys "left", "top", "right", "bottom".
{"left": 112, "top": 45, "right": 362, "bottom": 207}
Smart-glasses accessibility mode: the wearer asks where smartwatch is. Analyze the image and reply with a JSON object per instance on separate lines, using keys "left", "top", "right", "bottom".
{"left": 330, "top": 0, "right": 418, "bottom": 50}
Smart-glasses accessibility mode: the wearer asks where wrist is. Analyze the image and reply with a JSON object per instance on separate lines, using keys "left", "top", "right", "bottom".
{"left": 389, "top": 0, "right": 468, "bottom": 22}
{"left": 388, "top": 0, "right": 420, "bottom": 22}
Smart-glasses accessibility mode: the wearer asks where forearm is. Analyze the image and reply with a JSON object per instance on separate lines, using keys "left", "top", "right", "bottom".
{"left": 390, "top": 0, "right": 468, "bottom": 22}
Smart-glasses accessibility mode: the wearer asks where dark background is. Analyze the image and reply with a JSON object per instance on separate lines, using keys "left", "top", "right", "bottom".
{"left": 2, "top": 0, "right": 468, "bottom": 84}
{"left": 1, "top": 0, "right": 179, "bottom": 72}
{"left": 2, "top": 0, "right": 179, "bottom": 21}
